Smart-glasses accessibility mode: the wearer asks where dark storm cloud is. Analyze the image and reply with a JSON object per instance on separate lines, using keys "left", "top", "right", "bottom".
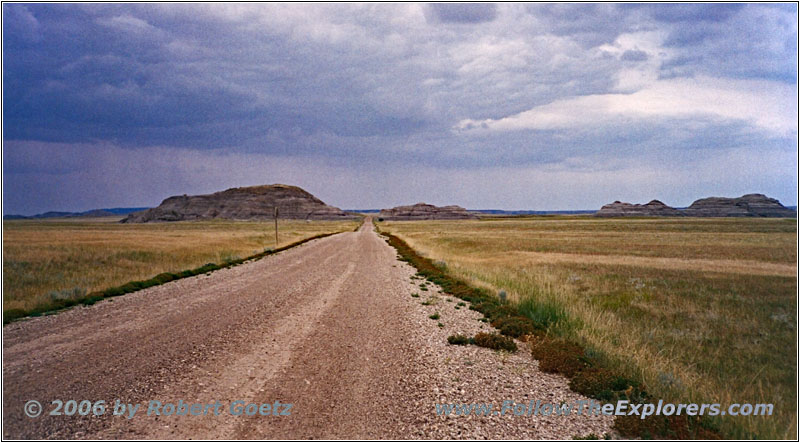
{"left": 427, "top": 3, "right": 497, "bottom": 24}
{"left": 655, "top": 4, "right": 796, "bottom": 82}
{"left": 525, "top": 3, "right": 634, "bottom": 48}
{"left": 624, "top": 3, "right": 745, "bottom": 23}
{"left": 2, "top": 3, "right": 797, "bottom": 214}
{"left": 4, "top": 3, "right": 429, "bottom": 151}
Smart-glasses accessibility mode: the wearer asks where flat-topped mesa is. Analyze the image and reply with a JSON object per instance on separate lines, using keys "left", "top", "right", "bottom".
{"left": 595, "top": 199, "right": 684, "bottom": 217}
{"left": 121, "top": 184, "right": 357, "bottom": 223}
{"left": 683, "top": 193, "right": 796, "bottom": 217}
{"left": 378, "top": 202, "right": 478, "bottom": 220}
{"left": 596, "top": 194, "right": 795, "bottom": 218}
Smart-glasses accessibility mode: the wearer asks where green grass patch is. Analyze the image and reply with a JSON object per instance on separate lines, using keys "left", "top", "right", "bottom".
{"left": 517, "top": 294, "right": 568, "bottom": 331}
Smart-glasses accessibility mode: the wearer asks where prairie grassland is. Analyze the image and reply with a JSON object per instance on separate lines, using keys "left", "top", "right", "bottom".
{"left": 380, "top": 216, "right": 797, "bottom": 439}
{"left": 3, "top": 217, "right": 359, "bottom": 313}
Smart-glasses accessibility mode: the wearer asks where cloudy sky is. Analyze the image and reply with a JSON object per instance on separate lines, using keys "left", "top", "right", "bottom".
{"left": 3, "top": 3, "right": 797, "bottom": 214}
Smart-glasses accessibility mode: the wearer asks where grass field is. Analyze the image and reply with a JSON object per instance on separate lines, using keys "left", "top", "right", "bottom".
{"left": 379, "top": 216, "right": 797, "bottom": 439}
{"left": 3, "top": 217, "right": 359, "bottom": 314}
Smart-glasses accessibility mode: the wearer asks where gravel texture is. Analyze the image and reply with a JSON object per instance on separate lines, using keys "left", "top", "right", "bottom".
{"left": 3, "top": 219, "right": 614, "bottom": 439}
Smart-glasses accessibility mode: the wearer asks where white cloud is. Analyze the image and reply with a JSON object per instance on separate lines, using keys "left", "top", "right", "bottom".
{"left": 97, "top": 14, "right": 161, "bottom": 35}
{"left": 455, "top": 75, "right": 797, "bottom": 137}
{"left": 598, "top": 30, "right": 672, "bottom": 91}
{"left": 451, "top": 38, "right": 533, "bottom": 76}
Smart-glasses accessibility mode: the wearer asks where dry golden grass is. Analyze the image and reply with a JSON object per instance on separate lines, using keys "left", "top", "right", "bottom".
{"left": 380, "top": 216, "right": 797, "bottom": 439}
{"left": 3, "top": 217, "right": 359, "bottom": 312}
{"left": 462, "top": 251, "right": 795, "bottom": 277}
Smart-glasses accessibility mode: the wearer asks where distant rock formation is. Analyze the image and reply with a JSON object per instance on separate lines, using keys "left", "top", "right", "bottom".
{"left": 378, "top": 203, "right": 478, "bottom": 220}
{"left": 596, "top": 200, "right": 684, "bottom": 217}
{"left": 122, "top": 184, "right": 356, "bottom": 223}
{"left": 683, "top": 194, "right": 796, "bottom": 217}
{"left": 596, "top": 194, "right": 795, "bottom": 218}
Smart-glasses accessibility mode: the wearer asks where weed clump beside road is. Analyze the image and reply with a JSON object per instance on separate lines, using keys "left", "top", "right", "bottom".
{"left": 569, "top": 367, "right": 645, "bottom": 403}
{"left": 445, "top": 332, "right": 518, "bottom": 353}
{"left": 447, "top": 334, "right": 471, "bottom": 345}
{"left": 530, "top": 337, "right": 590, "bottom": 377}
{"left": 490, "top": 316, "right": 537, "bottom": 338}
{"left": 473, "top": 332, "right": 517, "bottom": 352}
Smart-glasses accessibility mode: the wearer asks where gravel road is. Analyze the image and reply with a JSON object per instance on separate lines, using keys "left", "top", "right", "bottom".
{"left": 3, "top": 219, "right": 614, "bottom": 439}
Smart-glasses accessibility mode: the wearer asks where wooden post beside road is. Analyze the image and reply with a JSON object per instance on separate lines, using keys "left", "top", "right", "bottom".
{"left": 274, "top": 206, "right": 279, "bottom": 248}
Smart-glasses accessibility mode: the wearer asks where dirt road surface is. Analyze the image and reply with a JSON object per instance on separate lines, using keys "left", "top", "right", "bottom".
{"left": 3, "top": 219, "right": 614, "bottom": 439}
